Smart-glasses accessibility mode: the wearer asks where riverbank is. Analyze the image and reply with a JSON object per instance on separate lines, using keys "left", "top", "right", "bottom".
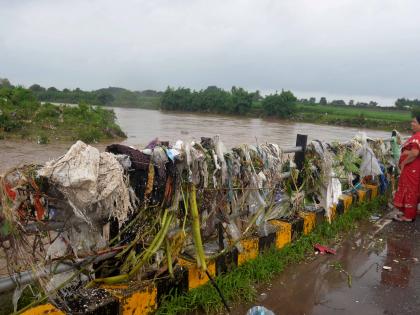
{"left": 116, "top": 99, "right": 411, "bottom": 132}
{"left": 293, "top": 103, "right": 410, "bottom": 132}
{"left": 25, "top": 83, "right": 413, "bottom": 133}
{"left": 0, "top": 86, "right": 126, "bottom": 144}
{"left": 190, "top": 102, "right": 410, "bottom": 132}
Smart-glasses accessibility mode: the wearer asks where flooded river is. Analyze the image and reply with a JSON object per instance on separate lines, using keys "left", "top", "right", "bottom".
{"left": 114, "top": 108, "right": 394, "bottom": 148}
{"left": 0, "top": 108, "right": 397, "bottom": 174}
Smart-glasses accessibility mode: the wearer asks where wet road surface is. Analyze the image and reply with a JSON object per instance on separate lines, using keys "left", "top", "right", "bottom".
{"left": 230, "top": 213, "right": 420, "bottom": 315}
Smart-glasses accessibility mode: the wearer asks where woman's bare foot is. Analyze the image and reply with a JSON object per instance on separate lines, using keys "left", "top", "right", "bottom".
{"left": 393, "top": 214, "right": 415, "bottom": 222}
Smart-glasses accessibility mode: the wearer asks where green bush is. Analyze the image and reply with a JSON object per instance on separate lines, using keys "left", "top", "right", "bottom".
{"left": 160, "top": 86, "right": 256, "bottom": 114}
{"left": 0, "top": 113, "right": 21, "bottom": 132}
{"left": 76, "top": 126, "right": 102, "bottom": 143}
{"left": 0, "top": 86, "right": 126, "bottom": 142}
{"left": 262, "top": 90, "right": 297, "bottom": 118}
{"left": 34, "top": 103, "right": 61, "bottom": 122}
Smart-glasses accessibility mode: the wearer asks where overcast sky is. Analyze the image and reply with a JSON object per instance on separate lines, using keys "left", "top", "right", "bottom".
{"left": 1, "top": 0, "right": 419, "bottom": 104}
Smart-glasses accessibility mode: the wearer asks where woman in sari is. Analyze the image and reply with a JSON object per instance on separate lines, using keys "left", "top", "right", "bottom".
{"left": 393, "top": 116, "right": 420, "bottom": 222}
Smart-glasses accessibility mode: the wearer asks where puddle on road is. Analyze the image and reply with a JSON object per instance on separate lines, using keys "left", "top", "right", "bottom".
{"left": 229, "top": 218, "right": 420, "bottom": 315}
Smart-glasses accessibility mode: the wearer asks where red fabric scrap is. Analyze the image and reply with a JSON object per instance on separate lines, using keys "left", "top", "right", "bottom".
{"left": 5, "top": 184, "right": 16, "bottom": 200}
{"left": 314, "top": 243, "right": 336, "bottom": 255}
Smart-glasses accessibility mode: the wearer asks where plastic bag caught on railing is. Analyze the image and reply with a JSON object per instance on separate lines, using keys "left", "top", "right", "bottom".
{"left": 356, "top": 133, "right": 383, "bottom": 178}
{"left": 226, "top": 222, "right": 243, "bottom": 252}
{"left": 264, "top": 189, "right": 291, "bottom": 221}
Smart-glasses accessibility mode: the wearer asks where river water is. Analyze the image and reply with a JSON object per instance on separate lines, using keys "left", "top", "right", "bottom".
{"left": 113, "top": 108, "right": 393, "bottom": 148}
{"left": 0, "top": 108, "right": 398, "bottom": 174}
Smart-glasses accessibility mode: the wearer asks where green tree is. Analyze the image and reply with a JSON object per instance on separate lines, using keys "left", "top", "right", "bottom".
{"left": 395, "top": 98, "right": 420, "bottom": 109}
{"left": 331, "top": 100, "right": 346, "bottom": 106}
{"left": 411, "top": 105, "right": 420, "bottom": 119}
{"left": 29, "top": 84, "right": 46, "bottom": 92}
{"left": 97, "top": 91, "right": 115, "bottom": 105}
{"left": 230, "top": 86, "right": 253, "bottom": 114}
{"left": 0, "top": 78, "right": 12, "bottom": 88}
{"left": 262, "top": 90, "right": 297, "bottom": 118}
{"left": 319, "top": 97, "right": 327, "bottom": 105}
{"left": 160, "top": 87, "right": 192, "bottom": 111}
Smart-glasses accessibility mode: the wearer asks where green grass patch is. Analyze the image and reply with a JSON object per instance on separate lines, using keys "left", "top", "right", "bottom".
{"left": 296, "top": 104, "right": 409, "bottom": 122}
{"left": 157, "top": 196, "right": 388, "bottom": 315}
{"left": 294, "top": 103, "right": 411, "bottom": 131}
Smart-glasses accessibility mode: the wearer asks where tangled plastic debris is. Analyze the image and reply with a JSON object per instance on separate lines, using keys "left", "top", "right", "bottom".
{"left": 0, "top": 132, "right": 398, "bottom": 311}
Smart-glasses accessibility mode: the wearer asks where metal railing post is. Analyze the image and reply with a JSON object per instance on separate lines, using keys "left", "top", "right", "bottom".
{"left": 294, "top": 134, "right": 308, "bottom": 186}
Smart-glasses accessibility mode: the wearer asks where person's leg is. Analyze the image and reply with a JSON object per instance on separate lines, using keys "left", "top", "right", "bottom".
{"left": 394, "top": 206, "right": 416, "bottom": 221}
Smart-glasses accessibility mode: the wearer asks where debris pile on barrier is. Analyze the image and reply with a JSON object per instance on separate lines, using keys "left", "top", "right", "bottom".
{"left": 0, "top": 132, "right": 401, "bottom": 312}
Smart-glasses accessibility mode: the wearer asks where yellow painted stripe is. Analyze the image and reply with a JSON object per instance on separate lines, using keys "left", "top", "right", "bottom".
{"left": 269, "top": 220, "right": 292, "bottom": 249}
{"left": 298, "top": 211, "right": 316, "bottom": 235}
{"left": 339, "top": 194, "right": 353, "bottom": 212}
{"left": 102, "top": 283, "right": 157, "bottom": 314}
{"left": 364, "top": 184, "right": 378, "bottom": 199}
{"left": 21, "top": 304, "right": 65, "bottom": 315}
{"left": 357, "top": 189, "right": 366, "bottom": 203}
{"left": 178, "top": 258, "right": 216, "bottom": 289}
{"left": 122, "top": 287, "right": 157, "bottom": 315}
{"left": 329, "top": 204, "right": 337, "bottom": 222}
{"left": 237, "top": 238, "right": 259, "bottom": 266}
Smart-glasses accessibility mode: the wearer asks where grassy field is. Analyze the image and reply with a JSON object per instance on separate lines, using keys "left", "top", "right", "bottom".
{"left": 247, "top": 101, "right": 411, "bottom": 131}
{"left": 292, "top": 103, "right": 411, "bottom": 131}
{"left": 296, "top": 103, "right": 410, "bottom": 122}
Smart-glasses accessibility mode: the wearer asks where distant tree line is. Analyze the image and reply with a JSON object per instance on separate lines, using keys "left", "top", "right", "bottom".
{"left": 29, "top": 84, "right": 162, "bottom": 107}
{"left": 299, "top": 96, "right": 378, "bottom": 107}
{"left": 0, "top": 79, "right": 163, "bottom": 108}
{"left": 161, "top": 86, "right": 257, "bottom": 115}
{"left": 161, "top": 86, "right": 298, "bottom": 118}
{"left": 395, "top": 98, "right": 420, "bottom": 110}
{"left": 2, "top": 77, "right": 418, "bottom": 117}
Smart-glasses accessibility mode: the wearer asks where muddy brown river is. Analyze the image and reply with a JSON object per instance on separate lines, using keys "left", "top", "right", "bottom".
{"left": 0, "top": 108, "right": 397, "bottom": 174}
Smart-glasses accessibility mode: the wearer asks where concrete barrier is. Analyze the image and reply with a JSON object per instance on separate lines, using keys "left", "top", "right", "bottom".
{"left": 21, "top": 184, "right": 381, "bottom": 315}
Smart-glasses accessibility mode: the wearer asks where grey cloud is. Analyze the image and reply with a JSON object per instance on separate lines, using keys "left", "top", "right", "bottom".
{"left": 1, "top": 0, "right": 419, "bottom": 103}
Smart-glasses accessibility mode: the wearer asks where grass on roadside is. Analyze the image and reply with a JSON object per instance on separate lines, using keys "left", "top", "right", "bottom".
{"left": 157, "top": 196, "right": 388, "bottom": 315}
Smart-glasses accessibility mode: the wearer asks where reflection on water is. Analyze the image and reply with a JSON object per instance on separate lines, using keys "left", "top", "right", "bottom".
{"left": 381, "top": 223, "right": 415, "bottom": 288}
{"left": 113, "top": 108, "right": 394, "bottom": 148}
{"left": 230, "top": 218, "right": 420, "bottom": 315}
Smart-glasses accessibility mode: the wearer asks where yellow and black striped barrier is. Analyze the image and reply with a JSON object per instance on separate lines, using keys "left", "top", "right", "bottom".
{"left": 22, "top": 184, "right": 381, "bottom": 315}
